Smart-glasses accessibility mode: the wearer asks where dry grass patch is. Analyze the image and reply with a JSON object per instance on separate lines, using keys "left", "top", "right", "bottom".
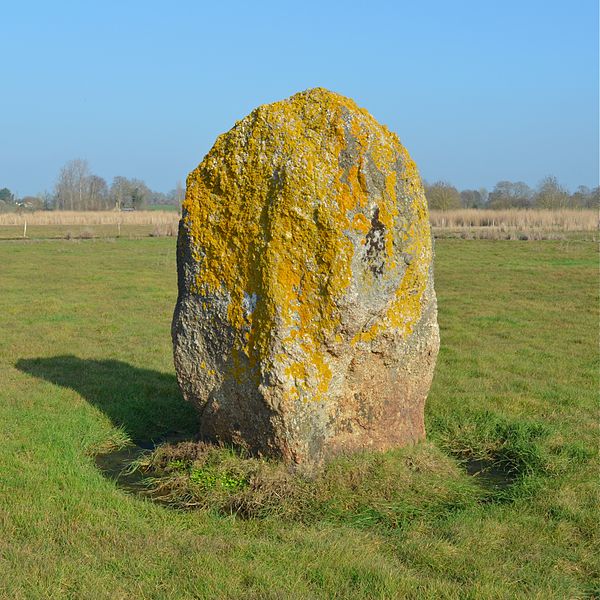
{"left": 1, "top": 208, "right": 596, "bottom": 242}
{"left": 0, "top": 210, "right": 180, "bottom": 227}
{"left": 430, "top": 208, "right": 597, "bottom": 231}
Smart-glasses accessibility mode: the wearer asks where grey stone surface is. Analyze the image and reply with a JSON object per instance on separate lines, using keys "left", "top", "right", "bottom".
{"left": 172, "top": 88, "right": 439, "bottom": 467}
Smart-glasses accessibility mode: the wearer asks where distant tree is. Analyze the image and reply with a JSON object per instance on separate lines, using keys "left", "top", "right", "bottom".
{"left": 0, "top": 188, "right": 14, "bottom": 203}
{"left": 148, "top": 190, "right": 168, "bottom": 205}
{"left": 534, "top": 176, "right": 569, "bottom": 209}
{"left": 55, "top": 164, "right": 74, "bottom": 210}
{"left": 174, "top": 180, "right": 184, "bottom": 205}
{"left": 73, "top": 159, "right": 90, "bottom": 209}
{"left": 86, "top": 175, "right": 109, "bottom": 210}
{"left": 478, "top": 187, "right": 489, "bottom": 206}
{"left": 129, "top": 179, "right": 150, "bottom": 210}
{"left": 55, "top": 159, "right": 90, "bottom": 210}
{"left": 567, "top": 185, "right": 599, "bottom": 209}
{"left": 487, "top": 181, "right": 533, "bottom": 209}
{"left": 460, "top": 189, "right": 484, "bottom": 208}
{"left": 54, "top": 160, "right": 115, "bottom": 210}
{"left": 110, "top": 176, "right": 129, "bottom": 210}
{"left": 588, "top": 187, "right": 600, "bottom": 209}
{"left": 147, "top": 182, "right": 184, "bottom": 207}
{"left": 110, "top": 176, "right": 150, "bottom": 210}
{"left": 39, "top": 190, "right": 55, "bottom": 210}
{"left": 0, "top": 187, "right": 16, "bottom": 212}
{"left": 424, "top": 181, "right": 462, "bottom": 210}
{"left": 160, "top": 181, "right": 185, "bottom": 207}
{"left": 130, "top": 185, "right": 145, "bottom": 210}
{"left": 0, "top": 189, "right": 15, "bottom": 212}
{"left": 568, "top": 185, "right": 590, "bottom": 208}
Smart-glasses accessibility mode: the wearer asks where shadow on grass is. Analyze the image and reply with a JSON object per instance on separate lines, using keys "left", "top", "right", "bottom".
{"left": 16, "top": 355, "right": 198, "bottom": 446}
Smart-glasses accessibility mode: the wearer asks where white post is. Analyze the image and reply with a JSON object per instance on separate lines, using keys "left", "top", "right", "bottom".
{"left": 23, "top": 220, "right": 27, "bottom": 238}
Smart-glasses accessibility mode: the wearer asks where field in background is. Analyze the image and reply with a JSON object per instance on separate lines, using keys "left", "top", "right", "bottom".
{"left": 0, "top": 237, "right": 597, "bottom": 598}
{"left": 0, "top": 208, "right": 596, "bottom": 240}
{"left": 144, "top": 204, "right": 181, "bottom": 212}
{"left": 0, "top": 210, "right": 180, "bottom": 239}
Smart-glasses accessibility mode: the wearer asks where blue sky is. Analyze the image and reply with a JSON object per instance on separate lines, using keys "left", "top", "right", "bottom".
{"left": 1, "top": 0, "right": 598, "bottom": 196}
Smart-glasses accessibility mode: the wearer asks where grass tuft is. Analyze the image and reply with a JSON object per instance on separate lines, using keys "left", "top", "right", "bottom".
{"left": 129, "top": 440, "right": 485, "bottom": 528}
{"left": 431, "top": 411, "right": 550, "bottom": 473}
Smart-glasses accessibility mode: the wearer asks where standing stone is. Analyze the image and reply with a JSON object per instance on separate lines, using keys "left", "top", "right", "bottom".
{"left": 172, "top": 88, "right": 439, "bottom": 466}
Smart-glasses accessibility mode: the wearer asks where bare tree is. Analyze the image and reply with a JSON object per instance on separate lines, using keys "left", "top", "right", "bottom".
{"left": 38, "top": 190, "right": 54, "bottom": 210}
{"left": 55, "top": 163, "right": 74, "bottom": 210}
{"left": 487, "top": 181, "right": 533, "bottom": 209}
{"left": 534, "top": 176, "right": 569, "bottom": 209}
{"left": 110, "top": 176, "right": 129, "bottom": 210}
{"left": 175, "top": 180, "right": 184, "bottom": 205}
{"left": 86, "top": 175, "right": 109, "bottom": 210}
{"left": 73, "top": 159, "right": 89, "bottom": 209}
{"left": 570, "top": 185, "right": 600, "bottom": 209}
{"left": 110, "top": 176, "right": 150, "bottom": 210}
{"left": 478, "top": 187, "right": 489, "bottom": 206}
{"left": 129, "top": 179, "right": 150, "bottom": 210}
{"left": 424, "top": 181, "right": 462, "bottom": 210}
{"left": 55, "top": 159, "right": 90, "bottom": 210}
{"left": 460, "top": 189, "right": 484, "bottom": 208}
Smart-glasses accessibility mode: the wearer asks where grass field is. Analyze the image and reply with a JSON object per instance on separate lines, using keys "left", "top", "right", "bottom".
{"left": 0, "top": 210, "right": 180, "bottom": 240}
{"left": 1, "top": 237, "right": 598, "bottom": 598}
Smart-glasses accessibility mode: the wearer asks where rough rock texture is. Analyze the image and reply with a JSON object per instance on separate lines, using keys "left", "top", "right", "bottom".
{"left": 172, "top": 88, "right": 439, "bottom": 467}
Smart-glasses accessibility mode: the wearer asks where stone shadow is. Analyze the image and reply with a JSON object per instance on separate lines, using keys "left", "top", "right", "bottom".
{"left": 16, "top": 355, "right": 198, "bottom": 447}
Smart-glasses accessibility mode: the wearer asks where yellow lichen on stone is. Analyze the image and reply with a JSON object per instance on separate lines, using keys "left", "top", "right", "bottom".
{"left": 352, "top": 212, "right": 371, "bottom": 234}
{"left": 352, "top": 149, "right": 432, "bottom": 344}
{"left": 182, "top": 88, "right": 432, "bottom": 400}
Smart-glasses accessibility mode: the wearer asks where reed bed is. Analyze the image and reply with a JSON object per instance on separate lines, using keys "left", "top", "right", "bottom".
{"left": 429, "top": 209, "right": 598, "bottom": 232}
{"left": 0, "top": 210, "right": 180, "bottom": 226}
{"left": 0, "top": 209, "right": 596, "bottom": 241}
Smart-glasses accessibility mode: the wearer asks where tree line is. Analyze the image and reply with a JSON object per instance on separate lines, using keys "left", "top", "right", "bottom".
{"left": 424, "top": 177, "right": 598, "bottom": 210}
{"left": 1, "top": 158, "right": 597, "bottom": 212}
{"left": 0, "top": 158, "right": 184, "bottom": 212}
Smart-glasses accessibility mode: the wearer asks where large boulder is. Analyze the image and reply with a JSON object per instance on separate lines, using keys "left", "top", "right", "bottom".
{"left": 172, "top": 88, "right": 439, "bottom": 466}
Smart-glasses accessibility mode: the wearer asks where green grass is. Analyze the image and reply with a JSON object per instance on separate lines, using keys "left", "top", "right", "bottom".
{"left": 0, "top": 238, "right": 598, "bottom": 599}
{"left": 144, "top": 204, "right": 181, "bottom": 212}
{"left": 0, "top": 224, "right": 172, "bottom": 240}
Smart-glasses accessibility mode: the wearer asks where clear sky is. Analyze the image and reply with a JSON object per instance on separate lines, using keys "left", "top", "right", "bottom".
{"left": 2, "top": 0, "right": 598, "bottom": 197}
